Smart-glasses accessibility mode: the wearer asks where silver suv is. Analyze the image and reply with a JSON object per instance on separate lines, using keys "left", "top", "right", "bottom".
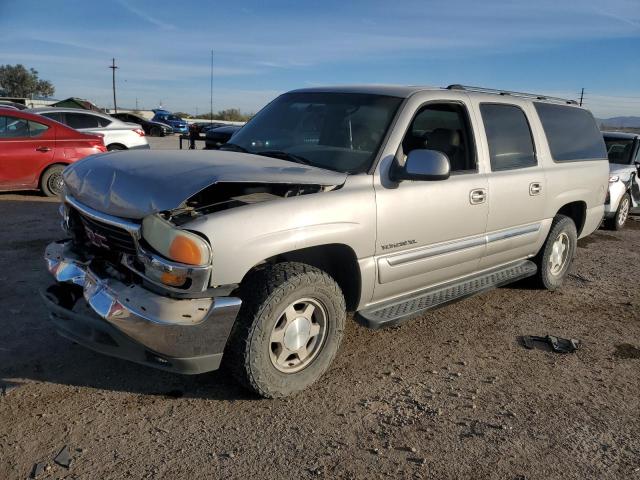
{"left": 43, "top": 85, "right": 608, "bottom": 397}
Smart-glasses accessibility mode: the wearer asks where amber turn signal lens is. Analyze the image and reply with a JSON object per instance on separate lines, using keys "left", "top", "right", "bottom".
{"left": 160, "top": 271, "right": 187, "bottom": 287}
{"left": 169, "top": 235, "right": 202, "bottom": 265}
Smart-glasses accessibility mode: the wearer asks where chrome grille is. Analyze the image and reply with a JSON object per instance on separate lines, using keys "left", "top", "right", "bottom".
{"left": 76, "top": 210, "right": 137, "bottom": 254}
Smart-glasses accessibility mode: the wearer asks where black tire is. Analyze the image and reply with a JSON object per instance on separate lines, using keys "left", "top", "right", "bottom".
{"left": 107, "top": 144, "right": 126, "bottom": 151}
{"left": 150, "top": 126, "right": 162, "bottom": 137}
{"left": 224, "top": 262, "right": 346, "bottom": 398}
{"left": 532, "top": 214, "right": 577, "bottom": 291}
{"left": 604, "top": 192, "right": 630, "bottom": 231}
{"left": 40, "top": 164, "right": 65, "bottom": 197}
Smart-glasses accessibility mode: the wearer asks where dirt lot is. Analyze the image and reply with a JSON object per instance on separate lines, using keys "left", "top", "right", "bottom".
{"left": 1, "top": 188, "right": 639, "bottom": 479}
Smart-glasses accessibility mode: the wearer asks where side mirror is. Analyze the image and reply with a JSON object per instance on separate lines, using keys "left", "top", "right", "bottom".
{"left": 394, "top": 149, "right": 451, "bottom": 182}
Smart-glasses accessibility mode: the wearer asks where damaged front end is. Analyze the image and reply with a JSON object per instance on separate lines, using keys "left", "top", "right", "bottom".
{"left": 42, "top": 195, "right": 242, "bottom": 373}
{"left": 42, "top": 150, "right": 345, "bottom": 374}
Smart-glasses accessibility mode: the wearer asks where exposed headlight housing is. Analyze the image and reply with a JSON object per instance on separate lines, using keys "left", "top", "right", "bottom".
{"left": 141, "top": 215, "right": 211, "bottom": 266}
{"left": 609, "top": 175, "right": 620, "bottom": 183}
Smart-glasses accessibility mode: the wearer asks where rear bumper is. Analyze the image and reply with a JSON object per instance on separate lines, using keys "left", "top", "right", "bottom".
{"left": 43, "top": 242, "right": 241, "bottom": 374}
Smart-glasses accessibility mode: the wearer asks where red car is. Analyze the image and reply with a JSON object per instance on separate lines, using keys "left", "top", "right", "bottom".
{"left": 0, "top": 108, "right": 107, "bottom": 197}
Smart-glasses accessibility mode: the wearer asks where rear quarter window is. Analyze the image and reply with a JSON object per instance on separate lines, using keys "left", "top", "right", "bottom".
{"left": 534, "top": 103, "right": 606, "bottom": 162}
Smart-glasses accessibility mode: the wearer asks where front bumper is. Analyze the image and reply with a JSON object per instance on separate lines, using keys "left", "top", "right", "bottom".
{"left": 43, "top": 241, "right": 241, "bottom": 374}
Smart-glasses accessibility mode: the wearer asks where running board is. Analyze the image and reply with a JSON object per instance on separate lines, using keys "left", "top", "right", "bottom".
{"left": 356, "top": 260, "right": 537, "bottom": 329}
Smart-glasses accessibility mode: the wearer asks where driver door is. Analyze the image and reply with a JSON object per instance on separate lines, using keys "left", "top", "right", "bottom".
{"left": 372, "top": 99, "right": 489, "bottom": 303}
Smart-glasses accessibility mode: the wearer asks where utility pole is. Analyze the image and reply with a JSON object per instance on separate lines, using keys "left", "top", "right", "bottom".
{"left": 135, "top": 97, "right": 139, "bottom": 111}
{"left": 210, "top": 49, "right": 214, "bottom": 124}
{"left": 109, "top": 58, "right": 118, "bottom": 113}
{"left": 579, "top": 88, "right": 584, "bottom": 107}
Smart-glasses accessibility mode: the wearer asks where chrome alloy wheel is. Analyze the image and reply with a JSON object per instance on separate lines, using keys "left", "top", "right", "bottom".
{"left": 618, "top": 196, "right": 630, "bottom": 227}
{"left": 549, "top": 232, "right": 570, "bottom": 275}
{"left": 269, "top": 298, "right": 327, "bottom": 373}
{"left": 48, "top": 171, "right": 64, "bottom": 196}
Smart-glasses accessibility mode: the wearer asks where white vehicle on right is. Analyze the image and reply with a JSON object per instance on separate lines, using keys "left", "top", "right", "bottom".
{"left": 603, "top": 131, "right": 640, "bottom": 230}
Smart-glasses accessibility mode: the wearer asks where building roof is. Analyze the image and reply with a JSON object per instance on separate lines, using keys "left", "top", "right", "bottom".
{"left": 50, "top": 97, "right": 103, "bottom": 111}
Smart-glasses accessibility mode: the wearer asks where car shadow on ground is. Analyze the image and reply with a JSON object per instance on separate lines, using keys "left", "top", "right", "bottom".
{"left": 1, "top": 344, "right": 260, "bottom": 402}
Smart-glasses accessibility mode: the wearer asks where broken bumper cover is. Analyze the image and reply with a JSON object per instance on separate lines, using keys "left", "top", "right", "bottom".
{"left": 42, "top": 242, "right": 241, "bottom": 374}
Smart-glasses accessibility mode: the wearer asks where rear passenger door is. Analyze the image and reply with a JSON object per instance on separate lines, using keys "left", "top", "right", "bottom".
{"left": 473, "top": 102, "right": 547, "bottom": 269}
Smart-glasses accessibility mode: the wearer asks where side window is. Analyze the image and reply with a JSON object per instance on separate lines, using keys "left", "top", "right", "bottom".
{"left": 43, "top": 111, "right": 64, "bottom": 123}
{"left": 96, "top": 116, "right": 112, "bottom": 127}
{"left": 534, "top": 103, "right": 606, "bottom": 161}
{"left": 635, "top": 141, "right": 640, "bottom": 163}
{"left": 480, "top": 104, "right": 536, "bottom": 171}
{"left": 0, "top": 115, "right": 30, "bottom": 138}
{"left": 402, "top": 103, "right": 477, "bottom": 172}
{"left": 65, "top": 113, "right": 100, "bottom": 129}
{"left": 28, "top": 121, "right": 49, "bottom": 137}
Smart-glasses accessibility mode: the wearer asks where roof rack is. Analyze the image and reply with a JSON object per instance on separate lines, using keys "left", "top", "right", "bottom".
{"left": 446, "top": 84, "right": 578, "bottom": 105}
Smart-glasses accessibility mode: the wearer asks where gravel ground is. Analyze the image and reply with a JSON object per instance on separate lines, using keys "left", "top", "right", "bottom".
{"left": 1, "top": 188, "right": 639, "bottom": 479}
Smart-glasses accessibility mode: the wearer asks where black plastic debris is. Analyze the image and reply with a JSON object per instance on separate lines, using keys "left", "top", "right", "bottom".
{"left": 54, "top": 446, "right": 72, "bottom": 468}
{"left": 0, "top": 382, "right": 19, "bottom": 396}
{"left": 30, "top": 462, "right": 46, "bottom": 478}
{"left": 521, "top": 335, "right": 580, "bottom": 353}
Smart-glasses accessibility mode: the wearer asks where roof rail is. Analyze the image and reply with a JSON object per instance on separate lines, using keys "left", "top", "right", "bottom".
{"left": 446, "top": 84, "right": 578, "bottom": 105}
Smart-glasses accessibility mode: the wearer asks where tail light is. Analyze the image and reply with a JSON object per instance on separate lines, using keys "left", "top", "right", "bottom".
{"left": 133, "top": 128, "right": 145, "bottom": 137}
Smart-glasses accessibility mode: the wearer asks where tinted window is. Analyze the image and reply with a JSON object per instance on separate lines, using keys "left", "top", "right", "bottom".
{"left": 43, "top": 111, "right": 64, "bottom": 123}
{"left": 0, "top": 115, "right": 30, "bottom": 138}
{"left": 96, "top": 116, "right": 112, "bottom": 127}
{"left": 480, "top": 104, "right": 536, "bottom": 171}
{"left": 28, "top": 120, "right": 49, "bottom": 137}
{"left": 534, "top": 103, "right": 606, "bottom": 161}
{"left": 403, "top": 103, "right": 476, "bottom": 172}
{"left": 65, "top": 113, "right": 101, "bottom": 129}
{"left": 603, "top": 136, "right": 634, "bottom": 165}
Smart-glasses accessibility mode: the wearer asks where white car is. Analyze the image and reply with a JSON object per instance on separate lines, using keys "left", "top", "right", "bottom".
{"left": 28, "top": 108, "right": 149, "bottom": 151}
{"left": 603, "top": 132, "right": 640, "bottom": 229}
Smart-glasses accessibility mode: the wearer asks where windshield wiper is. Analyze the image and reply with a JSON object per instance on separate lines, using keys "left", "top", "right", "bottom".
{"left": 220, "top": 142, "right": 249, "bottom": 153}
{"left": 256, "top": 150, "right": 311, "bottom": 165}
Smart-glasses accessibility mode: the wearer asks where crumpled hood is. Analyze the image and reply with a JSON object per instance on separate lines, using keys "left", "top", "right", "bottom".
{"left": 63, "top": 150, "right": 348, "bottom": 219}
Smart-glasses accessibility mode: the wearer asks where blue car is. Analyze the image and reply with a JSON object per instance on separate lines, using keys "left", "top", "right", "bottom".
{"left": 151, "top": 109, "right": 188, "bottom": 134}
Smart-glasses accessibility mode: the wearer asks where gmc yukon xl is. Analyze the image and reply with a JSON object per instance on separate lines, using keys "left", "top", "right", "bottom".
{"left": 43, "top": 85, "right": 609, "bottom": 397}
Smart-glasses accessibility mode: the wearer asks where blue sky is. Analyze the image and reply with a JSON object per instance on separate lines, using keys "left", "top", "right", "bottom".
{"left": 1, "top": 0, "right": 639, "bottom": 117}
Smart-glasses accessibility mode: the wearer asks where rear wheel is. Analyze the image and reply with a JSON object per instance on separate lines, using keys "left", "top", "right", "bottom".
{"left": 604, "top": 193, "right": 630, "bottom": 230}
{"left": 532, "top": 214, "right": 577, "bottom": 291}
{"left": 224, "top": 262, "right": 346, "bottom": 398}
{"left": 40, "top": 165, "right": 65, "bottom": 197}
{"left": 107, "top": 144, "right": 126, "bottom": 151}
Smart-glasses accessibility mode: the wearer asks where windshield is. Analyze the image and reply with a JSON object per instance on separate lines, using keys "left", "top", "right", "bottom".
{"left": 604, "top": 136, "right": 635, "bottom": 164}
{"left": 167, "top": 115, "right": 183, "bottom": 122}
{"left": 227, "top": 92, "right": 403, "bottom": 173}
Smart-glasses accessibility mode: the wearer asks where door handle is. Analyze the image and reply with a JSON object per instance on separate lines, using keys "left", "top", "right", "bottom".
{"left": 529, "top": 182, "right": 542, "bottom": 196}
{"left": 36, "top": 146, "right": 51, "bottom": 152}
{"left": 469, "top": 188, "right": 487, "bottom": 205}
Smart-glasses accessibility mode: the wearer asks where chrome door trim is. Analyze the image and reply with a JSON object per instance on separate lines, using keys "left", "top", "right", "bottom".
{"left": 386, "top": 234, "right": 486, "bottom": 266}
{"left": 486, "top": 223, "right": 540, "bottom": 243}
{"left": 384, "top": 223, "right": 541, "bottom": 267}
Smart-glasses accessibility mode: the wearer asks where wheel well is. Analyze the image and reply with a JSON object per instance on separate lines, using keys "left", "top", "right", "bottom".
{"left": 557, "top": 201, "right": 586, "bottom": 235}
{"left": 107, "top": 143, "right": 127, "bottom": 150}
{"left": 39, "top": 163, "right": 68, "bottom": 188}
{"left": 249, "top": 244, "right": 361, "bottom": 311}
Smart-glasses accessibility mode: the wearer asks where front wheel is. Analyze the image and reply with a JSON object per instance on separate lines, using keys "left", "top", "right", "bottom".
{"left": 532, "top": 214, "right": 577, "bottom": 291}
{"left": 604, "top": 193, "right": 630, "bottom": 230}
{"left": 224, "top": 262, "right": 346, "bottom": 398}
